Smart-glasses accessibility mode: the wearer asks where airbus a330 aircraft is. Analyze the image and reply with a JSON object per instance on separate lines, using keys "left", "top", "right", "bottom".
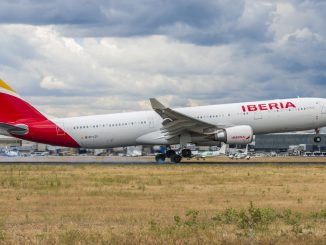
{"left": 0, "top": 79, "right": 325, "bottom": 163}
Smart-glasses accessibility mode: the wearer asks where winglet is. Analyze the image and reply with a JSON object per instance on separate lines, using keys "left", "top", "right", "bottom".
{"left": 0, "top": 79, "right": 16, "bottom": 93}
{"left": 150, "top": 98, "right": 167, "bottom": 110}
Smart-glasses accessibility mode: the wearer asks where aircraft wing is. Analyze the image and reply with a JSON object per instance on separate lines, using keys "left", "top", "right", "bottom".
{"left": 0, "top": 123, "right": 28, "bottom": 136}
{"left": 150, "top": 98, "right": 228, "bottom": 139}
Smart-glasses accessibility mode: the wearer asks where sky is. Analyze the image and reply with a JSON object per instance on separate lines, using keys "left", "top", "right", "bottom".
{"left": 0, "top": 0, "right": 325, "bottom": 117}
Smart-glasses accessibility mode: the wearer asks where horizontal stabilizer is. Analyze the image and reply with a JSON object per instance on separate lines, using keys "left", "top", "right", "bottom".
{"left": 0, "top": 123, "right": 28, "bottom": 136}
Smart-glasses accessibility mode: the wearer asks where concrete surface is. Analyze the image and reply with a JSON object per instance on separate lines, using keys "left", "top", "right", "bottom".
{"left": 1, "top": 155, "right": 326, "bottom": 164}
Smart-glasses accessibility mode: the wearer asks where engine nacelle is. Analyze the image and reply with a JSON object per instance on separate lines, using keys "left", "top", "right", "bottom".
{"left": 214, "top": 125, "right": 253, "bottom": 144}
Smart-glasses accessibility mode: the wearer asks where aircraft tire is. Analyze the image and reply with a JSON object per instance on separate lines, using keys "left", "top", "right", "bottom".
{"left": 181, "top": 149, "right": 192, "bottom": 158}
{"left": 166, "top": 150, "right": 176, "bottom": 158}
{"left": 155, "top": 153, "right": 166, "bottom": 163}
{"left": 171, "top": 154, "right": 182, "bottom": 164}
{"left": 314, "top": 136, "right": 322, "bottom": 143}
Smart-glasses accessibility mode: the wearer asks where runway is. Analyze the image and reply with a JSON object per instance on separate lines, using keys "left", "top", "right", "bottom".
{"left": 1, "top": 155, "right": 326, "bottom": 164}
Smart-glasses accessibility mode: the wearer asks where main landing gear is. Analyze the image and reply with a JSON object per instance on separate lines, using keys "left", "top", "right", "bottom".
{"left": 171, "top": 154, "right": 182, "bottom": 163}
{"left": 155, "top": 153, "right": 166, "bottom": 163}
{"left": 166, "top": 149, "right": 176, "bottom": 158}
{"left": 314, "top": 128, "right": 322, "bottom": 143}
{"left": 181, "top": 149, "right": 192, "bottom": 158}
{"left": 155, "top": 151, "right": 182, "bottom": 164}
{"left": 155, "top": 148, "right": 192, "bottom": 164}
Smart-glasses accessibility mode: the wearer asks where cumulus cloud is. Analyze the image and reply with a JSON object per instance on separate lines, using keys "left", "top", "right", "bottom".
{"left": 40, "top": 76, "right": 66, "bottom": 90}
{"left": 0, "top": 0, "right": 103, "bottom": 25}
{"left": 0, "top": 0, "right": 274, "bottom": 45}
{"left": 0, "top": 0, "right": 325, "bottom": 118}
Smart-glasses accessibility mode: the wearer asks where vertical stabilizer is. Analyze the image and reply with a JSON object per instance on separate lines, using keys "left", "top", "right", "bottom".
{"left": 0, "top": 79, "right": 47, "bottom": 123}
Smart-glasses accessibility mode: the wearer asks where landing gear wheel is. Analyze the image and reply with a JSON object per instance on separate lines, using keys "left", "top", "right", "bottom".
{"left": 314, "top": 136, "right": 322, "bottom": 143}
{"left": 181, "top": 149, "right": 192, "bottom": 158}
{"left": 155, "top": 153, "right": 166, "bottom": 163}
{"left": 166, "top": 150, "right": 176, "bottom": 158}
{"left": 171, "top": 154, "right": 182, "bottom": 164}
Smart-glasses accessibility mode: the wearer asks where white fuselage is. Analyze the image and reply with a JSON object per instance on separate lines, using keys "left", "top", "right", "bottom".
{"left": 53, "top": 98, "right": 326, "bottom": 149}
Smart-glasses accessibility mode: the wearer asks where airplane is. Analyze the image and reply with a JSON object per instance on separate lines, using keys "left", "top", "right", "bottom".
{"left": 228, "top": 144, "right": 251, "bottom": 160}
{"left": 126, "top": 147, "right": 143, "bottom": 157}
{"left": 195, "top": 143, "right": 229, "bottom": 159}
{"left": 127, "top": 150, "right": 142, "bottom": 157}
{"left": 0, "top": 79, "right": 325, "bottom": 163}
{"left": 3, "top": 148, "right": 19, "bottom": 157}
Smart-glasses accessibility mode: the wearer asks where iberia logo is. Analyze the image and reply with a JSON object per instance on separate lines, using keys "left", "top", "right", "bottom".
{"left": 241, "top": 102, "right": 296, "bottom": 112}
{"left": 232, "top": 136, "right": 251, "bottom": 140}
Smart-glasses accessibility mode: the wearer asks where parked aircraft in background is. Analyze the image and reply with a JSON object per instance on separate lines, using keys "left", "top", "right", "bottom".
{"left": 195, "top": 143, "right": 229, "bottom": 159}
{"left": 229, "top": 144, "right": 251, "bottom": 160}
{"left": 0, "top": 79, "right": 326, "bottom": 163}
{"left": 3, "top": 147, "right": 19, "bottom": 157}
{"left": 126, "top": 149, "right": 142, "bottom": 157}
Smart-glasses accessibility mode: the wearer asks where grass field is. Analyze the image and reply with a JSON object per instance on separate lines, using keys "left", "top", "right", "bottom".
{"left": 0, "top": 163, "right": 326, "bottom": 244}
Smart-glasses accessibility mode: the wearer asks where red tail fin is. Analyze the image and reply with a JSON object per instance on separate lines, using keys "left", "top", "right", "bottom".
{"left": 0, "top": 79, "right": 80, "bottom": 148}
{"left": 0, "top": 79, "right": 47, "bottom": 123}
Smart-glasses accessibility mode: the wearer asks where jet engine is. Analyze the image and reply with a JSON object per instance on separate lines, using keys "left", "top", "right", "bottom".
{"left": 214, "top": 125, "right": 253, "bottom": 144}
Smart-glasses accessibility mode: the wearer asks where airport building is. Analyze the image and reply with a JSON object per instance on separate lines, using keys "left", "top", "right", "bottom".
{"left": 0, "top": 135, "right": 22, "bottom": 147}
{"left": 254, "top": 133, "right": 326, "bottom": 152}
{"left": 1, "top": 133, "right": 326, "bottom": 155}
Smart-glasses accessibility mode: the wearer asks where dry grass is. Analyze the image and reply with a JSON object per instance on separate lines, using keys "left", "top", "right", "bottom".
{"left": 0, "top": 163, "right": 326, "bottom": 244}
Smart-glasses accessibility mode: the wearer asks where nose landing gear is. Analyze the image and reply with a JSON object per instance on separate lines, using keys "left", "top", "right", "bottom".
{"left": 314, "top": 128, "right": 322, "bottom": 143}
{"left": 314, "top": 136, "right": 322, "bottom": 143}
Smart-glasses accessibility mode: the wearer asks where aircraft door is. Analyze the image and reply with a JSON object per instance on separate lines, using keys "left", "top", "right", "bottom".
{"left": 148, "top": 117, "right": 154, "bottom": 128}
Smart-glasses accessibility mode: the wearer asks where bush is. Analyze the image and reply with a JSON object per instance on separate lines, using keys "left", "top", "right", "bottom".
{"left": 282, "top": 208, "right": 301, "bottom": 226}
{"left": 170, "top": 210, "right": 200, "bottom": 229}
{"left": 238, "top": 202, "right": 277, "bottom": 231}
{"left": 184, "top": 210, "right": 199, "bottom": 227}
{"left": 212, "top": 208, "right": 238, "bottom": 224}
